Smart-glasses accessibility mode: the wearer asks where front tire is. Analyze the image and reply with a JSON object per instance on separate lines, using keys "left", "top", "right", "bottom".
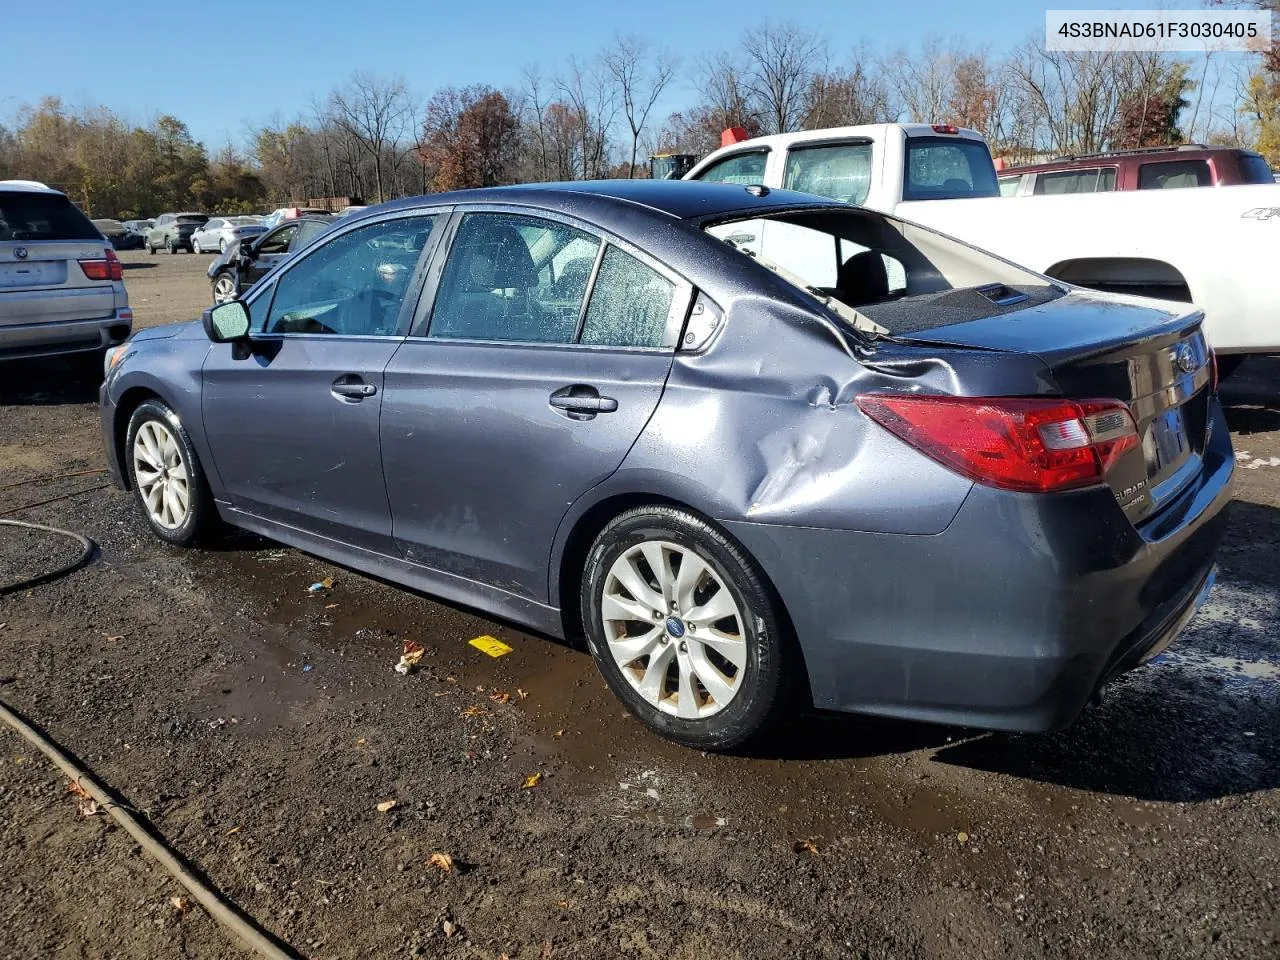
{"left": 211, "top": 273, "right": 238, "bottom": 304}
{"left": 581, "top": 506, "right": 793, "bottom": 751}
{"left": 125, "top": 400, "right": 216, "bottom": 547}
{"left": 192, "top": 238, "right": 202, "bottom": 254}
{"left": 165, "top": 238, "right": 176, "bottom": 254}
{"left": 147, "top": 241, "right": 155, "bottom": 255}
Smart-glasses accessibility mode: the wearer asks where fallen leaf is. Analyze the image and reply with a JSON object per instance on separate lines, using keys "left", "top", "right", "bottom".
{"left": 66, "top": 780, "right": 93, "bottom": 802}
{"left": 459, "top": 705, "right": 489, "bottom": 719}
{"left": 376, "top": 799, "right": 399, "bottom": 813}
{"left": 442, "top": 919, "right": 457, "bottom": 937}
{"left": 324, "top": 603, "right": 339, "bottom": 610}
{"left": 103, "top": 634, "right": 125, "bottom": 643}
{"left": 79, "top": 800, "right": 100, "bottom": 817}
{"left": 553, "top": 729, "right": 565, "bottom": 739}
{"left": 170, "top": 896, "right": 191, "bottom": 916}
{"left": 521, "top": 772, "right": 543, "bottom": 790}
{"left": 489, "top": 692, "right": 512, "bottom": 705}
{"left": 517, "top": 689, "right": 529, "bottom": 700}
{"left": 469, "top": 635, "right": 513, "bottom": 658}
{"left": 354, "top": 738, "right": 368, "bottom": 746}
{"left": 957, "top": 831, "right": 970, "bottom": 845}
{"left": 541, "top": 939, "right": 554, "bottom": 959}
{"left": 226, "top": 826, "right": 241, "bottom": 836}
{"left": 428, "top": 852, "right": 455, "bottom": 873}
{"left": 791, "top": 838, "right": 820, "bottom": 855}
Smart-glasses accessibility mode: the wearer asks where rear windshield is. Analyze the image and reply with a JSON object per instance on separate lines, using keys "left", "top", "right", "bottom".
{"left": 705, "top": 207, "right": 1060, "bottom": 336}
{"left": 0, "top": 191, "right": 100, "bottom": 241}
{"left": 1239, "top": 153, "right": 1275, "bottom": 184}
{"left": 176, "top": 214, "right": 209, "bottom": 224}
{"left": 903, "top": 136, "right": 1000, "bottom": 201}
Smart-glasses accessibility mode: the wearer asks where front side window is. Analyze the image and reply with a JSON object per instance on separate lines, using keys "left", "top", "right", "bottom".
{"left": 1033, "top": 167, "right": 1117, "bottom": 195}
{"left": 694, "top": 151, "right": 768, "bottom": 186}
{"left": 902, "top": 137, "right": 1000, "bottom": 200}
{"left": 257, "top": 224, "right": 298, "bottom": 255}
{"left": 429, "top": 213, "right": 600, "bottom": 343}
{"left": 1138, "top": 159, "right": 1211, "bottom": 189}
{"left": 580, "top": 246, "right": 676, "bottom": 348}
{"left": 783, "top": 143, "right": 873, "bottom": 204}
{"left": 262, "top": 215, "right": 436, "bottom": 336}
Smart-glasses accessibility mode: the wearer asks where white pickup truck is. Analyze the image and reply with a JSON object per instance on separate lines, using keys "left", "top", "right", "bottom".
{"left": 685, "top": 123, "right": 1279, "bottom": 369}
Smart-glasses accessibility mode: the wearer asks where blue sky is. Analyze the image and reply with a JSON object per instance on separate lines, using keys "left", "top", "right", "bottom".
{"left": 3, "top": 0, "right": 1214, "bottom": 148}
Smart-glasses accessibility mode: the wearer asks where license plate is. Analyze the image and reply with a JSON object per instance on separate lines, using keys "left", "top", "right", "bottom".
{"left": 1148, "top": 407, "right": 1189, "bottom": 472}
{"left": 0, "top": 261, "right": 58, "bottom": 288}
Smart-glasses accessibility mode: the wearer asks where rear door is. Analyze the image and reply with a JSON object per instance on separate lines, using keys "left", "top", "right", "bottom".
{"left": 201, "top": 212, "right": 441, "bottom": 551}
{"left": 381, "top": 208, "right": 692, "bottom": 602}
{"left": 0, "top": 189, "right": 118, "bottom": 328}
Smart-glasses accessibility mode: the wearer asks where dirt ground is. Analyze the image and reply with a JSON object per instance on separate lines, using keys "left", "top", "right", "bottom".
{"left": 1, "top": 249, "right": 1277, "bottom": 959}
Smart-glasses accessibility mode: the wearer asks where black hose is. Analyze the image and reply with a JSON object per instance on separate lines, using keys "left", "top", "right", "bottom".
{"left": 0, "top": 519, "right": 97, "bottom": 596}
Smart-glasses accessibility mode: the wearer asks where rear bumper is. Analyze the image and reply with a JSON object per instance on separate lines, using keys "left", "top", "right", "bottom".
{"left": 723, "top": 397, "right": 1235, "bottom": 732}
{"left": 0, "top": 310, "right": 133, "bottom": 361}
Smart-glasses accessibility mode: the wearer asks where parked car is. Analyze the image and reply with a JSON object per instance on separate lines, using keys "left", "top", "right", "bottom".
{"left": 207, "top": 216, "right": 331, "bottom": 303}
{"left": 997, "top": 145, "right": 1276, "bottom": 196}
{"left": 261, "top": 206, "right": 330, "bottom": 229}
{"left": 101, "top": 181, "right": 1231, "bottom": 750}
{"left": 123, "top": 219, "right": 153, "bottom": 244}
{"left": 191, "top": 216, "right": 266, "bottom": 255}
{"left": 145, "top": 212, "right": 210, "bottom": 254}
{"left": 92, "top": 218, "right": 140, "bottom": 250}
{"left": 1, "top": 180, "right": 132, "bottom": 368}
{"left": 685, "top": 124, "right": 1280, "bottom": 370}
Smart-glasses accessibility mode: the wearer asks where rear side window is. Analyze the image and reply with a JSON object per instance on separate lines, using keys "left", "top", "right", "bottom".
{"left": 1033, "top": 167, "right": 1117, "bottom": 195}
{"left": 1239, "top": 153, "right": 1275, "bottom": 184}
{"left": 0, "top": 191, "right": 100, "bottom": 241}
{"left": 1138, "top": 160, "right": 1211, "bottom": 189}
{"left": 998, "top": 176, "right": 1022, "bottom": 197}
{"left": 783, "top": 142, "right": 873, "bottom": 204}
{"left": 580, "top": 246, "right": 676, "bottom": 348}
{"left": 903, "top": 137, "right": 1000, "bottom": 200}
{"left": 694, "top": 151, "right": 768, "bottom": 185}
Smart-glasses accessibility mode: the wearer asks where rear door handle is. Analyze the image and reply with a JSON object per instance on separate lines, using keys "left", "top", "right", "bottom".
{"left": 331, "top": 377, "right": 377, "bottom": 401}
{"left": 549, "top": 385, "right": 618, "bottom": 419}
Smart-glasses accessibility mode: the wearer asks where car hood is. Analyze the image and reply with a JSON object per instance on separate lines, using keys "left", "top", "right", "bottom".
{"left": 129, "top": 320, "right": 204, "bottom": 343}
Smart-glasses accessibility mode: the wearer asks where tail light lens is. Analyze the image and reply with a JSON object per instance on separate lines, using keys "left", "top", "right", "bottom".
{"left": 79, "top": 248, "right": 123, "bottom": 281}
{"left": 856, "top": 394, "right": 1140, "bottom": 493}
{"left": 931, "top": 123, "right": 960, "bottom": 134}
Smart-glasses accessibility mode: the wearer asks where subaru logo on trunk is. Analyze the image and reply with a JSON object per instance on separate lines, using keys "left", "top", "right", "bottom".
{"left": 13, "top": 246, "right": 27, "bottom": 260}
{"left": 1174, "top": 343, "right": 1196, "bottom": 375}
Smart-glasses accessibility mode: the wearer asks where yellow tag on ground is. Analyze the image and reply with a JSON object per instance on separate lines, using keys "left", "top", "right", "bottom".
{"left": 469, "top": 635, "right": 513, "bottom": 658}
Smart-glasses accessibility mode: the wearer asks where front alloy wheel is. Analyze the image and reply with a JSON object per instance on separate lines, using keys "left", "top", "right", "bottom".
{"left": 125, "top": 400, "right": 215, "bottom": 546}
{"left": 212, "top": 274, "right": 238, "bottom": 303}
{"left": 582, "top": 506, "right": 794, "bottom": 751}
{"left": 192, "top": 238, "right": 202, "bottom": 254}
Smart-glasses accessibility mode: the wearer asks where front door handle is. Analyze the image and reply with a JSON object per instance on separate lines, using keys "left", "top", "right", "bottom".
{"left": 549, "top": 385, "right": 618, "bottom": 420}
{"left": 331, "top": 377, "right": 377, "bottom": 401}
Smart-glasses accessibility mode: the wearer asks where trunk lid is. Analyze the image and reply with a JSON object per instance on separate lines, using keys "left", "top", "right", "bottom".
{"left": 898, "top": 292, "right": 1212, "bottom": 523}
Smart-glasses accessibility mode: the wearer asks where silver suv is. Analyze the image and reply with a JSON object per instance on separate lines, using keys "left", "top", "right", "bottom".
{"left": 0, "top": 180, "right": 132, "bottom": 368}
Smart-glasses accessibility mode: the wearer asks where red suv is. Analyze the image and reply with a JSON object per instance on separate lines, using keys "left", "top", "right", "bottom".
{"left": 997, "top": 145, "right": 1275, "bottom": 196}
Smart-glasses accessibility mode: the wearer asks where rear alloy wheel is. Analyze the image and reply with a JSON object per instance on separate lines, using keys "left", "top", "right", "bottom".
{"left": 125, "top": 400, "right": 215, "bottom": 547}
{"left": 218, "top": 238, "right": 228, "bottom": 253}
{"left": 147, "top": 241, "right": 155, "bottom": 255}
{"left": 165, "top": 238, "right": 176, "bottom": 254}
{"left": 581, "top": 506, "right": 793, "bottom": 751}
{"left": 211, "top": 274, "right": 238, "bottom": 304}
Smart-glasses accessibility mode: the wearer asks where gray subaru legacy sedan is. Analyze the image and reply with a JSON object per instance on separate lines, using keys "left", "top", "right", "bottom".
{"left": 99, "top": 181, "right": 1233, "bottom": 750}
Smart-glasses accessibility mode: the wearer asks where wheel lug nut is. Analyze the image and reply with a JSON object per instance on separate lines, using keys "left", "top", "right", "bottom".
{"left": 679, "top": 641, "right": 688, "bottom": 652}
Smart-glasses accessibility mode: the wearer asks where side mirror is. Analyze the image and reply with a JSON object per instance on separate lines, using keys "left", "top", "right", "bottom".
{"left": 203, "top": 300, "right": 251, "bottom": 343}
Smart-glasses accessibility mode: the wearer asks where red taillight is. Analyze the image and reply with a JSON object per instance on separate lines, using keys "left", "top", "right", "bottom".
{"left": 79, "top": 248, "right": 123, "bottom": 282}
{"left": 856, "top": 394, "right": 1140, "bottom": 493}
{"left": 931, "top": 123, "right": 960, "bottom": 134}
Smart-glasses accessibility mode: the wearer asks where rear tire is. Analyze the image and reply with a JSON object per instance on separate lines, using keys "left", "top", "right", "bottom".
{"left": 125, "top": 400, "right": 216, "bottom": 548}
{"left": 218, "top": 238, "right": 227, "bottom": 253}
{"left": 147, "top": 241, "right": 155, "bottom": 255}
{"left": 580, "top": 505, "right": 794, "bottom": 751}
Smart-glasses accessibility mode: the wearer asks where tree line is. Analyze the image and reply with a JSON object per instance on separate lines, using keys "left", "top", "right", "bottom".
{"left": 1, "top": 16, "right": 1276, "bottom": 219}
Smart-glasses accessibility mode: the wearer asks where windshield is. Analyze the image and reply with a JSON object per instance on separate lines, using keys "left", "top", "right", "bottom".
{"left": 903, "top": 136, "right": 1000, "bottom": 201}
{"left": 704, "top": 207, "right": 1061, "bottom": 335}
{"left": 0, "top": 191, "right": 100, "bottom": 241}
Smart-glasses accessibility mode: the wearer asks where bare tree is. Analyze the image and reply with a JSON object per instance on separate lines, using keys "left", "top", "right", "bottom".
{"left": 803, "top": 49, "right": 893, "bottom": 128}
{"left": 885, "top": 37, "right": 958, "bottom": 123}
{"left": 559, "top": 56, "right": 618, "bottom": 179}
{"left": 520, "top": 65, "right": 552, "bottom": 181}
{"left": 741, "top": 22, "right": 826, "bottom": 134}
{"left": 604, "top": 35, "right": 678, "bottom": 177}
{"left": 327, "top": 72, "right": 415, "bottom": 202}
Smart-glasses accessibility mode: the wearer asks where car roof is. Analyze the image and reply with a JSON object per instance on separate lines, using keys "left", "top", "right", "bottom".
{"left": 1003, "top": 145, "right": 1256, "bottom": 174}
{"left": 0, "top": 179, "right": 61, "bottom": 194}
{"left": 369, "top": 180, "right": 845, "bottom": 225}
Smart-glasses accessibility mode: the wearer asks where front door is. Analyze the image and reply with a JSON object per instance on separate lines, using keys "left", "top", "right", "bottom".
{"left": 202, "top": 212, "right": 441, "bottom": 552}
{"left": 381, "top": 210, "right": 691, "bottom": 601}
